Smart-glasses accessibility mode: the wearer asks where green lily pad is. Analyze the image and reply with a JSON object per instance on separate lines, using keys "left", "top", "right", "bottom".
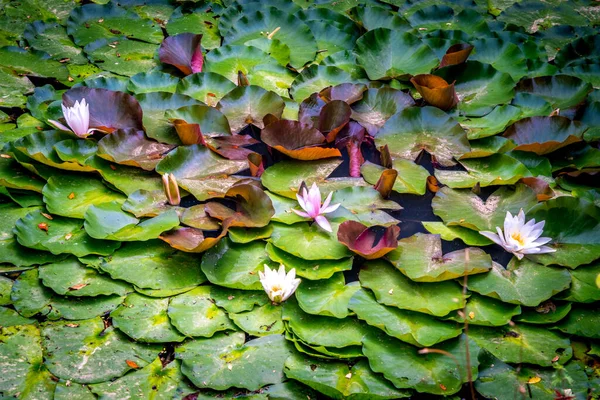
{"left": 459, "top": 104, "right": 523, "bottom": 140}
{"left": 14, "top": 209, "right": 121, "bottom": 257}
{"left": 166, "top": 7, "right": 221, "bottom": 50}
{"left": 350, "top": 86, "right": 415, "bottom": 136}
{"left": 475, "top": 353, "right": 589, "bottom": 400}
{"left": 176, "top": 332, "right": 294, "bottom": 391}
{"left": 327, "top": 186, "right": 401, "bottom": 227}
{"left": 434, "top": 61, "right": 516, "bottom": 117}
{"left": 387, "top": 233, "right": 492, "bottom": 282}
{"left": 444, "top": 293, "right": 521, "bottom": 327}
{"left": 167, "top": 286, "right": 236, "bottom": 337}
{"left": 84, "top": 201, "right": 179, "bottom": 241}
{"left": 302, "top": 18, "right": 358, "bottom": 63}
{"left": 355, "top": 28, "right": 438, "bottom": 80}
{"left": 265, "top": 242, "right": 353, "bottom": 280}
{"left": 210, "top": 286, "right": 269, "bottom": 314}
{"left": 23, "top": 21, "right": 88, "bottom": 64}
{"left": 0, "top": 307, "right": 36, "bottom": 327}
{"left": 295, "top": 273, "right": 359, "bottom": 318}
{"left": 204, "top": 45, "right": 295, "bottom": 97}
{"left": 283, "top": 298, "right": 368, "bottom": 348}
{"left": 269, "top": 222, "right": 351, "bottom": 261}
{"left": 435, "top": 154, "right": 531, "bottom": 189}
{"left": 176, "top": 72, "right": 237, "bottom": 106}
{"left": 362, "top": 331, "right": 480, "bottom": 395}
{"left": 111, "top": 293, "right": 186, "bottom": 343}
{"left": 469, "top": 324, "right": 572, "bottom": 366}
{"left": 0, "top": 68, "right": 33, "bottom": 108}
{"left": 53, "top": 139, "right": 98, "bottom": 166}
{"left": 98, "top": 240, "right": 206, "bottom": 290}
{"left": 127, "top": 71, "right": 179, "bottom": 94}
{"left": 0, "top": 324, "right": 57, "bottom": 398}
{"left": 216, "top": 85, "right": 285, "bottom": 134}
{"left": 360, "top": 260, "right": 466, "bottom": 317}
{"left": 223, "top": 8, "right": 317, "bottom": 68}
{"left": 0, "top": 156, "right": 46, "bottom": 193}
{"left": 261, "top": 158, "right": 342, "bottom": 199}
{"left": 42, "top": 317, "right": 160, "bottom": 383}
{"left": 66, "top": 2, "right": 163, "bottom": 46}
{"left": 290, "top": 65, "right": 353, "bottom": 102}
{"left": 526, "top": 196, "right": 600, "bottom": 268}
{"left": 284, "top": 352, "right": 411, "bottom": 399}
{"left": 90, "top": 358, "right": 195, "bottom": 399}
{"left": 361, "top": 159, "right": 429, "bottom": 196}
{"left": 85, "top": 156, "right": 163, "bottom": 196}
{"left": 180, "top": 204, "right": 220, "bottom": 229}
{"left": 0, "top": 46, "right": 69, "bottom": 83}
{"left": 349, "top": 288, "right": 462, "bottom": 347}
{"left": 42, "top": 173, "right": 126, "bottom": 219}
{"left": 375, "top": 106, "right": 470, "bottom": 167}
{"left": 0, "top": 275, "right": 12, "bottom": 305}
{"left": 554, "top": 304, "right": 600, "bottom": 339}
{"left": 468, "top": 259, "right": 571, "bottom": 307}
{"left": 201, "top": 238, "right": 268, "bottom": 290}
{"left": 421, "top": 222, "right": 493, "bottom": 246}
{"left": 229, "top": 225, "right": 273, "bottom": 243}
{"left": 432, "top": 184, "right": 538, "bottom": 231}
{"left": 468, "top": 37, "right": 528, "bottom": 80}
{"left": 165, "top": 104, "right": 231, "bottom": 137}
{"left": 266, "top": 192, "right": 310, "bottom": 225}
{"left": 134, "top": 286, "right": 197, "bottom": 299}
{"left": 513, "top": 302, "right": 572, "bottom": 325}
{"left": 39, "top": 258, "right": 131, "bottom": 297}
{"left": 229, "top": 303, "right": 285, "bottom": 336}
{"left": 515, "top": 75, "right": 592, "bottom": 110}
{"left": 497, "top": 1, "right": 588, "bottom": 34}
{"left": 559, "top": 261, "right": 600, "bottom": 303}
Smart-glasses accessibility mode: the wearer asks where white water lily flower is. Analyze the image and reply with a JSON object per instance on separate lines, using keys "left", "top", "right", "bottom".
{"left": 479, "top": 209, "right": 556, "bottom": 260}
{"left": 258, "top": 264, "right": 300, "bottom": 304}
{"left": 48, "top": 99, "right": 96, "bottom": 138}
{"left": 292, "top": 182, "right": 340, "bottom": 232}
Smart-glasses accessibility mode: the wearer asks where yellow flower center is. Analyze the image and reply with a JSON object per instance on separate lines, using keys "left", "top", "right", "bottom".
{"left": 271, "top": 285, "right": 282, "bottom": 292}
{"left": 511, "top": 232, "right": 526, "bottom": 246}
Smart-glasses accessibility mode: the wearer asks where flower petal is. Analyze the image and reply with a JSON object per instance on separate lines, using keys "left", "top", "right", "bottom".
{"left": 314, "top": 215, "right": 332, "bottom": 232}
{"left": 291, "top": 209, "right": 310, "bottom": 218}
{"left": 480, "top": 230, "right": 504, "bottom": 247}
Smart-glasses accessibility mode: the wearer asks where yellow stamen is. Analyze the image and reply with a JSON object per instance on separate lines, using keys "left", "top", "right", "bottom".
{"left": 511, "top": 232, "right": 526, "bottom": 246}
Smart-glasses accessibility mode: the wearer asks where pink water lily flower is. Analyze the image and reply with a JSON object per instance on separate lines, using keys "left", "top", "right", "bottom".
{"left": 292, "top": 182, "right": 340, "bottom": 232}
{"left": 479, "top": 209, "right": 556, "bottom": 260}
{"left": 48, "top": 99, "right": 96, "bottom": 138}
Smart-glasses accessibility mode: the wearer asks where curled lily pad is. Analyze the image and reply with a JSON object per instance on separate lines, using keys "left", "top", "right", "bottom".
{"left": 265, "top": 242, "right": 353, "bottom": 280}
{"left": 360, "top": 260, "right": 466, "bottom": 317}
{"left": 337, "top": 221, "right": 399, "bottom": 259}
{"left": 97, "top": 240, "right": 206, "bottom": 291}
{"left": 362, "top": 331, "right": 480, "bottom": 396}
{"left": 469, "top": 324, "right": 572, "bottom": 366}
{"left": 41, "top": 317, "right": 160, "bottom": 383}
{"left": 375, "top": 106, "right": 470, "bottom": 167}
{"left": 176, "top": 332, "right": 294, "bottom": 391}
{"left": 158, "top": 33, "right": 203, "bottom": 75}
{"left": 205, "top": 184, "right": 274, "bottom": 228}
{"left": 295, "top": 273, "right": 360, "bottom": 318}
{"left": 386, "top": 233, "right": 492, "bottom": 282}
{"left": 97, "top": 129, "right": 175, "bottom": 171}
{"left": 411, "top": 74, "right": 458, "bottom": 110}
{"left": 42, "top": 172, "right": 126, "bottom": 219}
{"left": 62, "top": 87, "right": 144, "bottom": 133}
{"left": 526, "top": 196, "right": 600, "bottom": 268}
{"left": 217, "top": 85, "right": 285, "bottom": 134}
{"left": 468, "top": 259, "right": 571, "bottom": 307}
{"left": 261, "top": 120, "right": 341, "bottom": 160}
{"left": 355, "top": 28, "right": 438, "bottom": 80}
{"left": 111, "top": 293, "right": 186, "bottom": 343}
{"left": 349, "top": 288, "right": 462, "bottom": 347}
{"left": 14, "top": 209, "right": 120, "bottom": 257}
{"left": 284, "top": 353, "right": 411, "bottom": 399}
{"left": 84, "top": 201, "right": 180, "bottom": 241}
{"left": 361, "top": 158, "right": 430, "bottom": 196}
{"left": 503, "top": 116, "right": 587, "bottom": 155}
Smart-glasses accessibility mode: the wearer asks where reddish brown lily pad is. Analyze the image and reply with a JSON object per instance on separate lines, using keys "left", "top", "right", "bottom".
{"left": 62, "top": 87, "right": 143, "bottom": 133}
{"left": 319, "top": 83, "right": 367, "bottom": 104}
{"left": 503, "top": 116, "right": 587, "bottom": 155}
{"left": 158, "top": 33, "right": 203, "bottom": 75}
{"left": 160, "top": 225, "right": 228, "bottom": 253}
{"left": 97, "top": 129, "right": 175, "bottom": 171}
{"left": 261, "top": 120, "right": 341, "bottom": 160}
{"left": 410, "top": 74, "right": 458, "bottom": 111}
{"left": 440, "top": 43, "right": 474, "bottom": 68}
{"left": 337, "top": 220, "right": 400, "bottom": 259}
{"left": 319, "top": 100, "right": 352, "bottom": 142}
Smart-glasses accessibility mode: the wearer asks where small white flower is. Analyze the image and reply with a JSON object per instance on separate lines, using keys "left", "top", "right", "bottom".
{"left": 292, "top": 183, "right": 340, "bottom": 232}
{"left": 479, "top": 209, "right": 556, "bottom": 260}
{"left": 258, "top": 264, "right": 300, "bottom": 304}
{"left": 48, "top": 98, "right": 96, "bottom": 138}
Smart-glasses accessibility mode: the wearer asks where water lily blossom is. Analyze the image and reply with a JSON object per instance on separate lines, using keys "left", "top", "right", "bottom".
{"left": 48, "top": 99, "right": 96, "bottom": 138}
{"left": 259, "top": 264, "right": 300, "bottom": 304}
{"left": 479, "top": 209, "right": 556, "bottom": 260}
{"left": 292, "top": 183, "right": 340, "bottom": 232}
